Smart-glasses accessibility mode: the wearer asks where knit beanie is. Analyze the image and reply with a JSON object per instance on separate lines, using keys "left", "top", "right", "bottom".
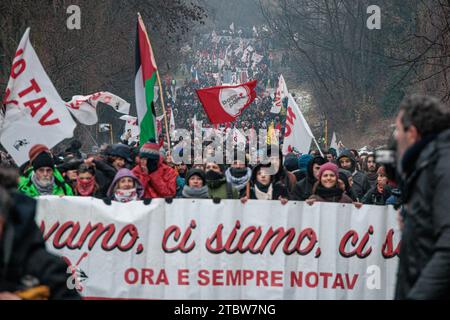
{"left": 29, "top": 144, "right": 54, "bottom": 170}
{"left": 318, "top": 162, "right": 339, "bottom": 180}
{"left": 283, "top": 153, "right": 299, "bottom": 172}
{"left": 139, "top": 140, "right": 161, "bottom": 160}
{"left": 186, "top": 168, "right": 206, "bottom": 185}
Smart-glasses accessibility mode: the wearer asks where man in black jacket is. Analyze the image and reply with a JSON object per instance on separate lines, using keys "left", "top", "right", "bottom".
{"left": 394, "top": 95, "right": 450, "bottom": 300}
{"left": 0, "top": 169, "right": 80, "bottom": 300}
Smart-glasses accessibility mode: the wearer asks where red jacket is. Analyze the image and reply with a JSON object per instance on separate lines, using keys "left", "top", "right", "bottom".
{"left": 132, "top": 159, "right": 177, "bottom": 198}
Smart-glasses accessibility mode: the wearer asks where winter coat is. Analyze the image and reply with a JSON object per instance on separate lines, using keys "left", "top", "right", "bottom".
{"left": 395, "top": 129, "right": 450, "bottom": 300}
{"left": 92, "top": 159, "right": 118, "bottom": 198}
{"left": 308, "top": 193, "right": 353, "bottom": 203}
{"left": 18, "top": 168, "right": 73, "bottom": 197}
{"left": 337, "top": 150, "right": 370, "bottom": 200}
{"left": 0, "top": 192, "right": 80, "bottom": 299}
{"left": 132, "top": 159, "right": 177, "bottom": 198}
{"left": 206, "top": 178, "right": 239, "bottom": 199}
{"left": 362, "top": 185, "right": 392, "bottom": 205}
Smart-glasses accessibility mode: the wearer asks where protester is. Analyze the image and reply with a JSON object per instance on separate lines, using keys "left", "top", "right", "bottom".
{"left": 306, "top": 162, "right": 353, "bottom": 204}
{"left": 181, "top": 168, "right": 210, "bottom": 199}
{"left": 0, "top": 176, "right": 80, "bottom": 299}
{"left": 18, "top": 145, "right": 73, "bottom": 197}
{"left": 73, "top": 164, "right": 102, "bottom": 198}
{"left": 393, "top": 95, "right": 450, "bottom": 299}
{"left": 296, "top": 154, "right": 313, "bottom": 182}
{"left": 292, "top": 155, "right": 327, "bottom": 201}
{"left": 338, "top": 168, "right": 357, "bottom": 201}
{"left": 225, "top": 159, "right": 252, "bottom": 197}
{"left": 361, "top": 166, "right": 392, "bottom": 205}
{"left": 363, "top": 154, "right": 379, "bottom": 188}
{"left": 107, "top": 168, "right": 144, "bottom": 203}
{"left": 205, "top": 162, "right": 239, "bottom": 199}
{"left": 283, "top": 153, "right": 300, "bottom": 180}
{"left": 243, "top": 163, "right": 288, "bottom": 204}
{"left": 132, "top": 140, "right": 177, "bottom": 198}
{"left": 337, "top": 150, "right": 370, "bottom": 201}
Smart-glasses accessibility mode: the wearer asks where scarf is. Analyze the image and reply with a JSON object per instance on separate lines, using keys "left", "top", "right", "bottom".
{"left": 76, "top": 178, "right": 96, "bottom": 196}
{"left": 254, "top": 182, "right": 273, "bottom": 200}
{"left": 225, "top": 167, "right": 251, "bottom": 191}
{"left": 182, "top": 185, "right": 210, "bottom": 199}
{"left": 315, "top": 184, "right": 344, "bottom": 201}
{"left": 114, "top": 188, "right": 138, "bottom": 203}
{"left": 206, "top": 171, "right": 226, "bottom": 189}
{"left": 31, "top": 173, "right": 54, "bottom": 195}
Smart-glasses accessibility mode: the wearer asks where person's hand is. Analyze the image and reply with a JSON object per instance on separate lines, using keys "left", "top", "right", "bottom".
{"left": 305, "top": 198, "right": 316, "bottom": 206}
{"left": 353, "top": 202, "right": 363, "bottom": 209}
{"left": 0, "top": 292, "right": 21, "bottom": 300}
{"left": 84, "top": 157, "right": 94, "bottom": 165}
{"left": 240, "top": 196, "right": 248, "bottom": 204}
{"left": 279, "top": 196, "right": 288, "bottom": 205}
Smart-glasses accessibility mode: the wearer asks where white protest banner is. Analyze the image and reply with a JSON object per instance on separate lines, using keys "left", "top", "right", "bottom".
{"left": 66, "top": 91, "right": 130, "bottom": 125}
{"left": 270, "top": 74, "right": 289, "bottom": 114}
{"left": 330, "top": 132, "right": 338, "bottom": 151}
{"left": 0, "top": 28, "right": 76, "bottom": 165}
{"left": 36, "top": 197, "right": 400, "bottom": 300}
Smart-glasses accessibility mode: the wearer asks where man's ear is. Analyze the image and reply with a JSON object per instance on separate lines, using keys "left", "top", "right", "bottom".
{"left": 407, "top": 125, "right": 421, "bottom": 145}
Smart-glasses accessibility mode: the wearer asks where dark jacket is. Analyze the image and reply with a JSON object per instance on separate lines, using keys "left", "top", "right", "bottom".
{"left": 0, "top": 192, "right": 80, "bottom": 299}
{"left": 337, "top": 150, "right": 370, "bottom": 201}
{"left": 362, "top": 185, "right": 392, "bottom": 205}
{"left": 395, "top": 129, "right": 450, "bottom": 300}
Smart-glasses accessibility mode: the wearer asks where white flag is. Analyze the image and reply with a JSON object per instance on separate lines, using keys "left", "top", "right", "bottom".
{"left": 0, "top": 28, "right": 76, "bottom": 165}
{"left": 229, "top": 22, "right": 235, "bottom": 32}
{"left": 66, "top": 91, "right": 130, "bottom": 125}
{"left": 282, "top": 94, "right": 314, "bottom": 155}
{"left": 99, "top": 123, "right": 111, "bottom": 132}
{"left": 120, "top": 115, "right": 139, "bottom": 144}
{"left": 270, "top": 74, "right": 289, "bottom": 114}
{"left": 330, "top": 132, "right": 338, "bottom": 151}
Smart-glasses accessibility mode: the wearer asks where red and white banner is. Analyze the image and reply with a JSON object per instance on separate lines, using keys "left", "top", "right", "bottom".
{"left": 0, "top": 28, "right": 76, "bottom": 165}
{"left": 196, "top": 80, "right": 257, "bottom": 124}
{"left": 119, "top": 115, "right": 139, "bottom": 145}
{"left": 282, "top": 94, "right": 315, "bottom": 155}
{"left": 36, "top": 197, "right": 399, "bottom": 300}
{"left": 66, "top": 91, "right": 130, "bottom": 125}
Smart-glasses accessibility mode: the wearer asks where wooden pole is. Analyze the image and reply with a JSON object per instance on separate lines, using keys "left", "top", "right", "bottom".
{"left": 110, "top": 123, "right": 113, "bottom": 145}
{"left": 156, "top": 70, "right": 171, "bottom": 153}
{"left": 324, "top": 119, "right": 328, "bottom": 149}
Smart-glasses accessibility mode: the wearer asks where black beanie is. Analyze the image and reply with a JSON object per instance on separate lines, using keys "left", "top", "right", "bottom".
{"left": 186, "top": 168, "right": 206, "bottom": 185}
{"left": 32, "top": 152, "right": 55, "bottom": 171}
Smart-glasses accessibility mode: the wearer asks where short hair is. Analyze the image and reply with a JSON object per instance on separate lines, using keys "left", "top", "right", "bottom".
{"left": 399, "top": 95, "right": 450, "bottom": 136}
{"left": 78, "top": 163, "right": 96, "bottom": 176}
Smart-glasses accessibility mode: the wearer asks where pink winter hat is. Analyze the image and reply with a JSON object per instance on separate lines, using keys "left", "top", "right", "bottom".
{"left": 318, "top": 162, "right": 339, "bottom": 179}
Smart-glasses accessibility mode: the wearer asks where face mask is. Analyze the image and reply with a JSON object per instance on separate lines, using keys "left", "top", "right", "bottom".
{"left": 146, "top": 158, "right": 159, "bottom": 173}
{"left": 205, "top": 170, "right": 223, "bottom": 181}
{"left": 114, "top": 188, "right": 138, "bottom": 203}
{"left": 230, "top": 167, "right": 248, "bottom": 178}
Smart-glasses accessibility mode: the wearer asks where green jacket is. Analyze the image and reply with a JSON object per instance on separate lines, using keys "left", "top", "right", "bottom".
{"left": 207, "top": 178, "right": 239, "bottom": 199}
{"left": 18, "top": 168, "right": 73, "bottom": 197}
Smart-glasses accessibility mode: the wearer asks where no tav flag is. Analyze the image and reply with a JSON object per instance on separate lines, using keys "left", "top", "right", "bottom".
{"left": 195, "top": 80, "right": 257, "bottom": 125}
{"left": 0, "top": 28, "right": 76, "bottom": 165}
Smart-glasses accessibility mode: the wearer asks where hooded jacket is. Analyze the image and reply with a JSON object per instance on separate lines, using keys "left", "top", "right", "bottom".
{"left": 106, "top": 168, "right": 144, "bottom": 200}
{"left": 132, "top": 158, "right": 177, "bottom": 198}
{"left": 292, "top": 156, "right": 326, "bottom": 201}
{"left": 395, "top": 129, "right": 450, "bottom": 300}
{"left": 337, "top": 150, "right": 370, "bottom": 201}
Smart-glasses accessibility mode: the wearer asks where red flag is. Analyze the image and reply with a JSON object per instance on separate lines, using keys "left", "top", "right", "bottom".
{"left": 195, "top": 80, "right": 257, "bottom": 124}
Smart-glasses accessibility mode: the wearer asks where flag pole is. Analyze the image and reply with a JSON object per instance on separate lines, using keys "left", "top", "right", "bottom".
{"left": 110, "top": 123, "right": 113, "bottom": 145}
{"left": 313, "top": 137, "right": 324, "bottom": 157}
{"left": 155, "top": 70, "right": 171, "bottom": 153}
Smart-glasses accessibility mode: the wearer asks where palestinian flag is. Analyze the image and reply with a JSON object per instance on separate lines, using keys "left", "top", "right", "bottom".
{"left": 135, "top": 13, "right": 158, "bottom": 146}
